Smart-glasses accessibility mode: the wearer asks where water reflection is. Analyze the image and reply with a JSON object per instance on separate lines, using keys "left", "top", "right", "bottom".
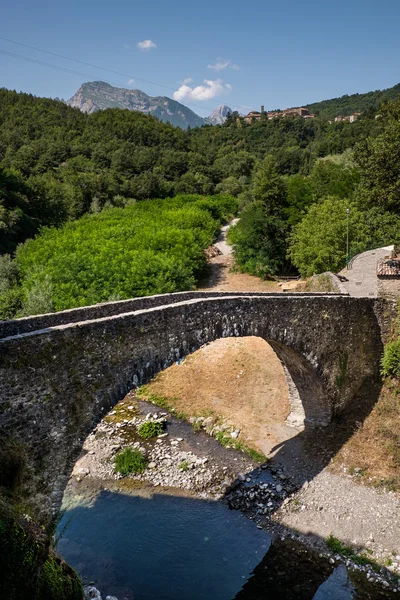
{"left": 57, "top": 489, "right": 398, "bottom": 600}
{"left": 57, "top": 489, "right": 271, "bottom": 600}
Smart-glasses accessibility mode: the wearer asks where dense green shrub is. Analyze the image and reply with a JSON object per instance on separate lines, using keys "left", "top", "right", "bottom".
{"left": 11, "top": 194, "right": 237, "bottom": 314}
{"left": 138, "top": 421, "right": 164, "bottom": 439}
{"left": 381, "top": 339, "right": 400, "bottom": 378}
{"left": 114, "top": 448, "right": 148, "bottom": 475}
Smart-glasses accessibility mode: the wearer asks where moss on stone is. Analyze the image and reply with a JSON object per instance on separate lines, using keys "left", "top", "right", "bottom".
{"left": 37, "top": 555, "right": 83, "bottom": 600}
{"left": 0, "top": 502, "right": 83, "bottom": 600}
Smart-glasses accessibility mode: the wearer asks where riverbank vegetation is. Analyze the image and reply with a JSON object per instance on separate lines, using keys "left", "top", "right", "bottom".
{"left": 0, "top": 194, "right": 236, "bottom": 317}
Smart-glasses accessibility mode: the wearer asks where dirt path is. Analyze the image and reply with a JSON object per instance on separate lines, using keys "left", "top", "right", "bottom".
{"left": 198, "top": 219, "right": 279, "bottom": 293}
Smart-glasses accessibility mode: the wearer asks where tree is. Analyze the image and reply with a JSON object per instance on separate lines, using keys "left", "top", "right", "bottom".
{"left": 228, "top": 202, "right": 286, "bottom": 277}
{"left": 354, "top": 98, "right": 400, "bottom": 212}
{"left": 288, "top": 197, "right": 353, "bottom": 276}
{"left": 252, "top": 156, "right": 287, "bottom": 214}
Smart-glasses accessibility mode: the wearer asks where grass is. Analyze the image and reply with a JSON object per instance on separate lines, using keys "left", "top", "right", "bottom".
{"left": 179, "top": 460, "right": 189, "bottom": 472}
{"left": 214, "top": 431, "right": 267, "bottom": 463}
{"left": 326, "top": 535, "right": 382, "bottom": 572}
{"left": 138, "top": 386, "right": 268, "bottom": 464}
{"left": 138, "top": 421, "right": 163, "bottom": 439}
{"left": 331, "top": 377, "right": 400, "bottom": 491}
{"left": 114, "top": 448, "right": 148, "bottom": 475}
{"left": 137, "top": 388, "right": 188, "bottom": 421}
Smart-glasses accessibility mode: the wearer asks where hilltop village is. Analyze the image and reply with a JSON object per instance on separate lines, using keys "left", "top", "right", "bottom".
{"left": 242, "top": 105, "right": 361, "bottom": 123}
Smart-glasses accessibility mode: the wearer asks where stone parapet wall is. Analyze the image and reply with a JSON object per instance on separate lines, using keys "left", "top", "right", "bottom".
{"left": 0, "top": 291, "right": 345, "bottom": 340}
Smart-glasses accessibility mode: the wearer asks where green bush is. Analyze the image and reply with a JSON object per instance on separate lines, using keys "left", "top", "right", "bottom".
{"left": 381, "top": 339, "right": 400, "bottom": 378}
{"left": 138, "top": 421, "right": 163, "bottom": 439}
{"left": 13, "top": 194, "right": 237, "bottom": 314}
{"left": 114, "top": 448, "right": 148, "bottom": 475}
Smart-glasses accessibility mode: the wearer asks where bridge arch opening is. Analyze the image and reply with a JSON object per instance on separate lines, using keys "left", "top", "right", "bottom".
{"left": 134, "top": 336, "right": 307, "bottom": 457}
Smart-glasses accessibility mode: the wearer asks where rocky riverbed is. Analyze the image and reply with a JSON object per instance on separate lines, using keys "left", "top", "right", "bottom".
{"left": 62, "top": 392, "right": 400, "bottom": 597}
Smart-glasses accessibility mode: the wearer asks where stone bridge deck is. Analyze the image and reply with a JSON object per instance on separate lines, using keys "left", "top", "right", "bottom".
{"left": 0, "top": 291, "right": 392, "bottom": 525}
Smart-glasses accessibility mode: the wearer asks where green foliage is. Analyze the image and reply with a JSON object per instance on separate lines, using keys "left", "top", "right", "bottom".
{"left": 0, "top": 86, "right": 384, "bottom": 257}
{"left": 0, "top": 504, "right": 83, "bottom": 600}
{"left": 114, "top": 448, "right": 148, "bottom": 475}
{"left": 138, "top": 421, "right": 163, "bottom": 439}
{"left": 354, "top": 99, "right": 400, "bottom": 213}
{"left": 228, "top": 158, "right": 287, "bottom": 277}
{"left": 304, "top": 82, "right": 400, "bottom": 119}
{"left": 178, "top": 460, "right": 189, "bottom": 471}
{"left": 11, "top": 194, "right": 236, "bottom": 314}
{"left": 0, "top": 86, "right": 398, "bottom": 284}
{"left": 381, "top": 340, "right": 400, "bottom": 378}
{"left": 288, "top": 197, "right": 352, "bottom": 276}
{"left": 229, "top": 204, "right": 286, "bottom": 277}
{"left": 288, "top": 195, "right": 400, "bottom": 277}
{"left": 18, "top": 272, "right": 54, "bottom": 317}
{"left": 37, "top": 556, "right": 84, "bottom": 600}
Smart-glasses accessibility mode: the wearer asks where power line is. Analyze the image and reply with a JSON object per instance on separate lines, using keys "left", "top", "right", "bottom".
{"left": 0, "top": 36, "right": 245, "bottom": 114}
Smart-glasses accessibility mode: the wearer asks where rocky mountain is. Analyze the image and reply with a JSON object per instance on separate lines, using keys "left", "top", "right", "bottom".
{"left": 67, "top": 81, "right": 207, "bottom": 129}
{"left": 67, "top": 81, "right": 232, "bottom": 129}
{"left": 205, "top": 104, "right": 232, "bottom": 125}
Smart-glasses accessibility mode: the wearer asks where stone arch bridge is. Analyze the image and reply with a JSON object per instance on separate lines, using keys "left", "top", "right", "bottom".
{"left": 0, "top": 291, "right": 391, "bottom": 526}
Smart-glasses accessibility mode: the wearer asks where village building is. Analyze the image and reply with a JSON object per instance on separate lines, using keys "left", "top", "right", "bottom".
{"left": 334, "top": 112, "right": 361, "bottom": 123}
{"left": 241, "top": 106, "right": 317, "bottom": 122}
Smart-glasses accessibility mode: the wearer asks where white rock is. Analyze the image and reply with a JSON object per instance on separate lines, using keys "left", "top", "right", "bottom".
{"left": 84, "top": 586, "right": 102, "bottom": 600}
{"left": 230, "top": 430, "right": 240, "bottom": 439}
{"left": 76, "top": 467, "right": 90, "bottom": 476}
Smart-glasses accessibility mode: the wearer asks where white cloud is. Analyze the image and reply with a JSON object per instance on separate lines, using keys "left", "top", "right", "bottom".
{"left": 207, "top": 58, "right": 240, "bottom": 71}
{"left": 137, "top": 39, "right": 157, "bottom": 51}
{"left": 183, "top": 77, "right": 193, "bottom": 84}
{"left": 127, "top": 78, "right": 135, "bottom": 85}
{"left": 173, "top": 79, "right": 232, "bottom": 102}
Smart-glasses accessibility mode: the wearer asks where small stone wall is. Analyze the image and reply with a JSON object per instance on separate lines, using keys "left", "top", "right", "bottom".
{"left": 378, "top": 278, "right": 400, "bottom": 301}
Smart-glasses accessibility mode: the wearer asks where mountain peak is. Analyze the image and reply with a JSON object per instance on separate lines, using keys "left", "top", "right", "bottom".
{"left": 206, "top": 104, "right": 232, "bottom": 125}
{"left": 66, "top": 81, "right": 206, "bottom": 129}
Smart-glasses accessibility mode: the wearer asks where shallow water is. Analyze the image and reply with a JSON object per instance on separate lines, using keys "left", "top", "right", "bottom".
{"left": 57, "top": 487, "right": 398, "bottom": 600}
{"left": 57, "top": 489, "right": 271, "bottom": 600}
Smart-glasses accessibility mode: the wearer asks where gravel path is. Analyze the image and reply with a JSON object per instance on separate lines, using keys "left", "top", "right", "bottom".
{"left": 277, "top": 471, "right": 400, "bottom": 565}
{"left": 213, "top": 218, "right": 239, "bottom": 255}
{"left": 338, "top": 246, "right": 394, "bottom": 297}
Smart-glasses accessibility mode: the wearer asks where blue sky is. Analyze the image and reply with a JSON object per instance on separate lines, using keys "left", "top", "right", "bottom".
{"left": 1, "top": 0, "right": 400, "bottom": 117}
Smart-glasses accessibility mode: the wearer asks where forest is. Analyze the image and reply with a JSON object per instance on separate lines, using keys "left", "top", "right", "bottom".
{"left": 1, "top": 86, "right": 400, "bottom": 318}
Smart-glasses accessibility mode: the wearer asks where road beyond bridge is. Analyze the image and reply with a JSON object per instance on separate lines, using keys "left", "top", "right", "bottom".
{"left": 0, "top": 291, "right": 392, "bottom": 525}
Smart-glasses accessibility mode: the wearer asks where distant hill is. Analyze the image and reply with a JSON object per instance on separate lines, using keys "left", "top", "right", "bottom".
{"left": 303, "top": 82, "right": 400, "bottom": 119}
{"left": 67, "top": 81, "right": 231, "bottom": 129}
